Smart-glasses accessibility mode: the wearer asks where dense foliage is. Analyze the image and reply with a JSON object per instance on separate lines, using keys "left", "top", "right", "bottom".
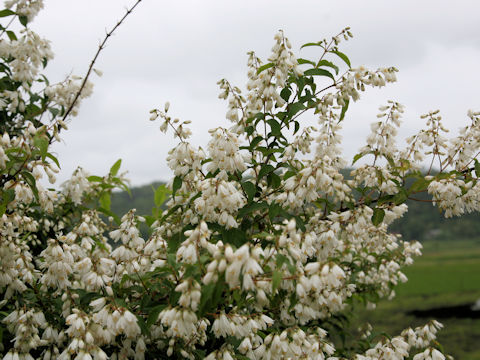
{"left": 2, "top": 1, "right": 480, "bottom": 359}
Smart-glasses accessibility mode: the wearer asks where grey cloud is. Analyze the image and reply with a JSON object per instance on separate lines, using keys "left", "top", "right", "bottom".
{"left": 35, "top": 0, "right": 480, "bottom": 185}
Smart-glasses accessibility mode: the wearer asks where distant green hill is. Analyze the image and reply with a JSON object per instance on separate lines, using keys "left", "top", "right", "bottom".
{"left": 111, "top": 181, "right": 165, "bottom": 218}
{"left": 111, "top": 179, "right": 480, "bottom": 243}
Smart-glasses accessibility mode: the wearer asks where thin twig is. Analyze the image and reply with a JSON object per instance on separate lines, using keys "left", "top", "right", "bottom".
{"left": 61, "top": 0, "right": 143, "bottom": 122}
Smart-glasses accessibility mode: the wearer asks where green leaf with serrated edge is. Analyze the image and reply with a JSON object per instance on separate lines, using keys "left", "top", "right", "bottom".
{"left": 287, "top": 102, "right": 306, "bottom": 117}
{"left": 340, "top": 98, "right": 349, "bottom": 121}
{"left": 371, "top": 208, "right": 385, "bottom": 226}
{"left": 304, "top": 68, "right": 335, "bottom": 81}
{"left": 109, "top": 159, "right": 121, "bottom": 176}
{"left": 172, "top": 176, "right": 182, "bottom": 195}
{"left": 272, "top": 270, "right": 282, "bottom": 292}
{"left": 256, "top": 62, "right": 275, "bottom": 75}
{"left": 316, "top": 59, "right": 339, "bottom": 74}
{"left": 242, "top": 181, "right": 256, "bottom": 202}
{"left": 258, "top": 164, "right": 275, "bottom": 179}
{"left": 332, "top": 50, "right": 351, "bottom": 68}
{"left": 154, "top": 184, "right": 168, "bottom": 207}
{"left": 300, "top": 41, "right": 321, "bottom": 49}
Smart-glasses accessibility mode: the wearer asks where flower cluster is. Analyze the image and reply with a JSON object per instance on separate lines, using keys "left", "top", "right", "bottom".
{"left": 2, "top": 2, "right": 477, "bottom": 359}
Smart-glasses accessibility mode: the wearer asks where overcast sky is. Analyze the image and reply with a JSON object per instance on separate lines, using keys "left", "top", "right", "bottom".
{"left": 32, "top": 0, "right": 480, "bottom": 186}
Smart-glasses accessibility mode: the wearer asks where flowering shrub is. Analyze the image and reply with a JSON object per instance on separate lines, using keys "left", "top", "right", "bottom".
{"left": 1, "top": 1, "right": 479, "bottom": 359}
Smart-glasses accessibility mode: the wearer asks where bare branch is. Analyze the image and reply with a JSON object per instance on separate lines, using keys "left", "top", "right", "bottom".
{"left": 61, "top": 0, "right": 143, "bottom": 122}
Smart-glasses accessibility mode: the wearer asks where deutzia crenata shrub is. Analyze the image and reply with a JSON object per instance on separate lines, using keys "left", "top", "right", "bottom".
{"left": 1, "top": 1, "right": 479, "bottom": 359}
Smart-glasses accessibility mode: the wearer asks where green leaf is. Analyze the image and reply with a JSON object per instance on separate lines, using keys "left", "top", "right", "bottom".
{"left": 258, "top": 164, "right": 275, "bottom": 179}
{"left": 280, "top": 87, "right": 292, "bottom": 102}
{"left": 237, "top": 201, "right": 268, "bottom": 218}
{"left": 393, "top": 189, "right": 408, "bottom": 205}
{"left": 331, "top": 50, "right": 351, "bottom": 68}
{"left": 316, "top": 59, "right": 339, "bottom": 75}
{"left": 99, "top": 192, "right": 111, "bottom": 211}
{"left": 283, "top": 170, "right": 296, "bottom": 180}
{"left": 474, "top": 159, "right": 480, "bottom": 178}
{"left": 267, "top": 119, "right": 281, "bottom": 136}
{"left": 18, "top": 15, "right": 28, "bottom": 26}
{"left": 154, "top": 184, "right": 168, "bottom": 207}
{"left": 409, "top": 178, "right": 429, "bottom": 193}
{"left": 300, "top": 41, "right": 321, "bottom": 49}
{"left": 268, "top": 202, "right": 284, "bottom": 221}
{"left": 371, "top": 208, "right": 385, "bottom": 226}
{"left": 272, "top": 270, "right": 282, "bottom": 292}
{"left": 304, "top": 68, "right": 335, "bottom": 81}
{"left": 33, "top": 135, "right": 48, "bottom": 161}
{"left": 145, "top": 304, "right": 166, "bottom": 328}
{"left": 136, "top": 315, "right": 149, "bottom": 336}
{"left": 352, "top": 152, "right": 363, "bottom": 165}
{"left": 87, "top": 175, "right": 103, "bottom": 182}
{"left": 198, "top": 282, "right": 216, "bottom": 316}
{"left": 45, "top": 153, "right": 60, "bottom": 168}
{"left": 242, "top": 181, "right": 256, "bottom": 202}
{"left": 21, "top": 171, "right": 38, "bottom": 200}
{"left": 250, "top": 136, "right": 263, "bottom": 149}
{"left": 267, "top": 172, "right": 281, "bottom": 189}
{"left": 6, "top": 30, "right": 16, "bottom": 41}
{"left": 109, "top": 159, "right": 122, "bottom": 176}
{"left": 0, "top": 9, "right": 15, "bottom": 17}
{"left": 257, "top": 62, "right": 275, "bottom": 75}
{"left": 221, "top": 227, "right": 247, "bottom": 247}
{"left": 297, "top": 58, "right": 316, "bottom": 66}
{"left": 339, "top": 98, "right": 349, "bottom": 121}
{"left": 276, "top": 254, "right": 296, "bottom": 275}
{"left": 172, "top": 176, "right": 182, "bottom": 196}
{"left": 287, "top": 102, "right": 306, "bottom": 118}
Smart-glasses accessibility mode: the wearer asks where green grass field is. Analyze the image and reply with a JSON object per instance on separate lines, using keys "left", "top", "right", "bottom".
{"left": 353, "top": 239, "right": 480, "bottom": 359}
